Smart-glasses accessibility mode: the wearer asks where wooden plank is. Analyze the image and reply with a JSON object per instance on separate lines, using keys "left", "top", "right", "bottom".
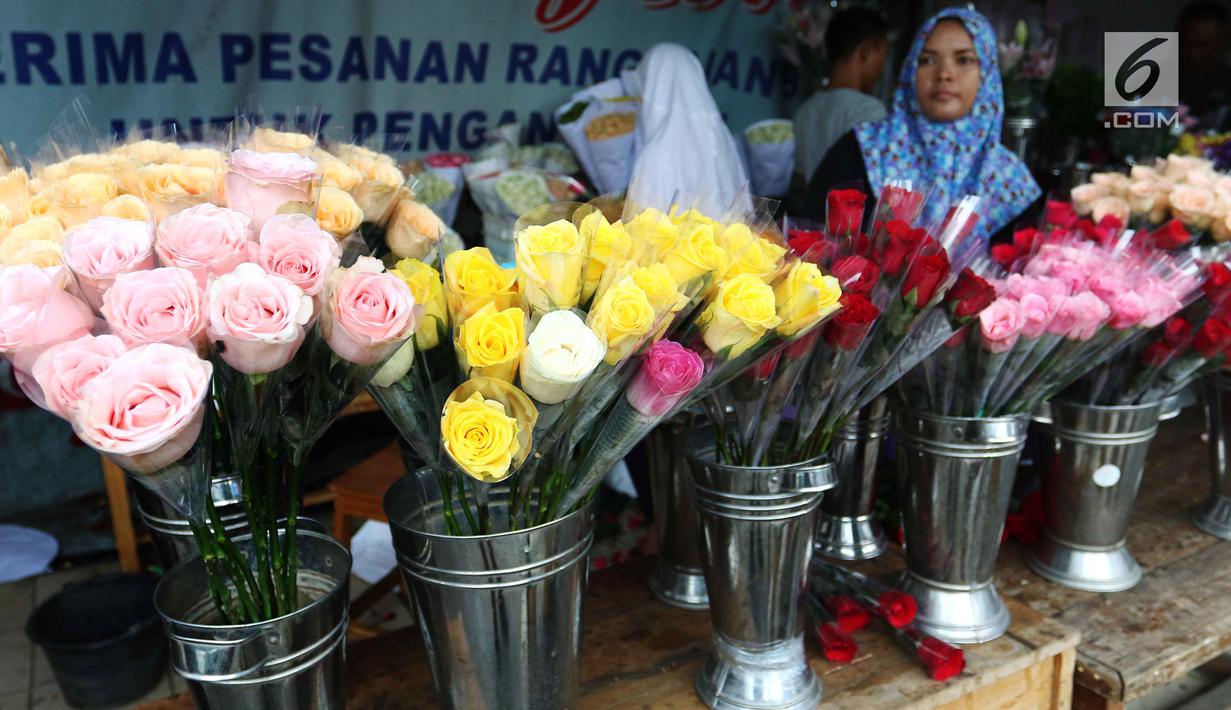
{"left": 101, "top": 456, "right": 140, "bottom": 572}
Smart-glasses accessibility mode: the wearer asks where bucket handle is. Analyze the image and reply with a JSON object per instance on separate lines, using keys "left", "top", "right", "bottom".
{"left": 167, "top": 615, "right": 346, "bottom": 683}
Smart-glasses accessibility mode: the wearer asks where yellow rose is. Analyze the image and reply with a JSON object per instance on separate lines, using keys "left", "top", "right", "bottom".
{"left": 138, "top": 163, "right": 219, "bottom": 221}
{"left": 457, "top": 302, "right": 526, "bottom": 382}
{"left": 516, "top": 219, "right": 585, "bottom": 312}
{"left": 587, "top": 276, "right": 656, "bottom": 364}
{"left": 387, "top": 193, "right": 444, "bottom": 259}
{"left": 579, "top": 211, "right": 632, "bottom": 302}
{"left": 441, "top": 390, "right": 523, "bottom": 483}
{"left": 624, "top": 207, "right": 679, "bottom": 256}
{"left": 699, "top": 273, "right": 782, "bottom": 358}
{"left": 774, "top": 262, "right": 842, "bottom": 337}
{"left": 393, "top": 258, "right": 449, "bottom": 350}
{"left": 249, "top": 127, "right": 315, "bottom": 154}
{"left": 444, "top": 246, "right": 518, "bottom": 321}
{"left": 101, "top": 195, "right": 151, "bottom": 222}
{"left": 631, "top": 264, "right": 685, "bottom": 316}
{"left": 722, "top": 224, "right": 787, "bottom": 281}
{"left": 663, "top": 222, "right": 728, "bottom": 285}
{"left": 311, "top": 149, "right": 363, "bottom": 192}
{"left": 316, "top": 186, "right": 364, "bottom": 238}
{"left": 112, "top": 139, "right": 182, "bottom": 164}
{"left": 0, "top": 169, "right": 30, "bottom": 226}
{"left": 670, "top": 207, "right": 720, "bottom": 228}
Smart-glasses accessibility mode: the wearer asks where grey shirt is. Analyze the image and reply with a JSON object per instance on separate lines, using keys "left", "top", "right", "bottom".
{"left": 792, "top": 88, "right": 886, "bottom": 181}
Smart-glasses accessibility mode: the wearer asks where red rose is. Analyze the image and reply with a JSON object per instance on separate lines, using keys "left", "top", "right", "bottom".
{"left": 1163, "top": 316, "right": 1192, "bottom": 347}
{"left": 1194, "top": 315, "right": 1231, "bottom": 358}
{"left": 940, "top": 205, "right": 979, "bottom": 244}
{"left": 784, "top": 328, "right": 820, "bottom": 359}
{"left": 750, "top": 350, "right": 781, "bottom": 379}
{"left": 880, "top": 185, "right": 925, "bottom": 223}
{"left": 876, "top": 590, "right": 918, "bottom": 628}
{"left": 945, "top": 268, "right": 995, "bottom": 320}
{"left": 990, "top": 243, "right": 1019, "bottom": 269}
{"left": 1203, "top": 263, "right": 1231, "bottom": 304}
{"left": 1045, "top": 200, "right": 1078, "bottom": 229}
{"left": 901, "top": 250, "right": 951, "bottom": 306}
{"left": 787, "top": 228, "right": 822, "bottom": 256}
{"left": 1012, "top": 227, "right": 1040, "bottom": 254}
{"left": 882, "top": 221, "right": 929, "bottom": 276}
{"left": 943, "top": 326, "right": 968, "bottom": 348}
{"left": 823, "top": 292, "right": 879, "bottom": 350}
{"left": 816, "top": 623, "right": 857, "bottom": 664}
{"left": 831, "top": 254, "right": 879, "bottom": 295}
{"left": 917, "top": 636, "right": 965, "bottom": 681}
{"left": 824, "top": 594, "right": 871, "bottom": 633}
{"left": 826, "top": 188, "right": 867, "bottom": 237}
{"left": 1141, "top": 341, "right": 1176, "bottom": 367}
{"left": 1148, "top": 219, "right": 1193, "bottom": 250}
{"left": 1004, "top": 512, "right": 1040, "bottom": 545}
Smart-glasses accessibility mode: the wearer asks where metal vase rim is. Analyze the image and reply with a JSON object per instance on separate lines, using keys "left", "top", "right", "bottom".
{"left": 684, "top": 428, "right": 838, "bottom": 497}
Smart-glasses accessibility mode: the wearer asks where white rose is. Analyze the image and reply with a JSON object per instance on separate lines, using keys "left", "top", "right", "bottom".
{"left": 370, "top": 338, "right": 416, "bottom": 388}
{"left": 518, "top": 310, "right": 605, "bottom": 404}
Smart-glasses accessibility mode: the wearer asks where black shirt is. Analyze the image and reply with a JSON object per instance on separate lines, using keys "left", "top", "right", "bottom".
{"left": 796, "top": 131, "right": 870, "bottom": 221}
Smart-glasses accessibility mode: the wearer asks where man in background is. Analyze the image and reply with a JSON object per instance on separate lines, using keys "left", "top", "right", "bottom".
{"left": 792, "top": 7, "right": 890, "bottom": 183}
{"left": 1178, "top": 1, "right": 1231, "bottom": 131}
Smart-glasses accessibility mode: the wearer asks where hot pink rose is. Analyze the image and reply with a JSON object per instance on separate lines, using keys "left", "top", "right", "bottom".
{"left": 208, "top": 263, "right": 313, "bottom": 374}
{"left": 102, "top": 267, "right": 207, "bottom": 350}
{"left": 979, "top": 298, "right": 1024, "bottom": 353}
{"left": 0, "top": 264, "right": 95, "bottom": 372}
{"left": 225, "top": 149, "right": 318, "bottom": 231}
{"left": 73, "top": 343, "right": 213, "bottom": 474}
{"left": 155, "top": 203, "right": 254, "bottom": 287}
{"left": 626, "top": 340, "right": 705, "bottom": 417}
{"left": 63, "top": 217, "right": 156, "bottom": 311}
{"left": 258, "top": 214, "right": 341, "bottom": 297}
{"left": 1047, "top": 292, "right": 1110, "bottom": 340}
{"left": 31, "top": 334, "right": 127, "bottom": 417}
{"left": 322, "top": 256, "right": 418, "bottom": 365}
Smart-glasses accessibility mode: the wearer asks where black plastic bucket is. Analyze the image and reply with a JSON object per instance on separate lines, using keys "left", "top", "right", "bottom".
{"left": 26, "top": 573, "right": 167, "bottom": 708}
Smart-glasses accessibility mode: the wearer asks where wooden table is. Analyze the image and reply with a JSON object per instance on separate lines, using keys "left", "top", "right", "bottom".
{"left": 997, "top": 408, "right": 1231, "bottom": 709}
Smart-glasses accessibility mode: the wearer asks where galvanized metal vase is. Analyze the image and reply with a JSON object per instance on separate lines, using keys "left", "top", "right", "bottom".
{"left": 1197, "top": 372, "right": 1231, "bottom": 539}
{"left": 685, "top": 428, "right": 836, "bottom": 710}
{"left": 647, "top": 418, "right": 708, "bottom": 609}
{"left": 384, "top": 468, "right": 593, "bottom": 710}
{"left": 894, "top": 409, "right": 1028, "bottom": 645}
{"left": 1029, "top": 399, "right": 1161, "bottom": 592}
{"left": 134, "top": 475, "right": 247, "bottom": 569}
{"left": 815, "top": 398, "right": 890, "bottom": 561}
{"left": 154, "top": 530, "right": 351, "bottom": 709}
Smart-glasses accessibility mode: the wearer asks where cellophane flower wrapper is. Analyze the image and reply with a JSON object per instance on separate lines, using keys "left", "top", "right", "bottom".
{"left": 812, "top": 560, "right": 918, "bottom": 628}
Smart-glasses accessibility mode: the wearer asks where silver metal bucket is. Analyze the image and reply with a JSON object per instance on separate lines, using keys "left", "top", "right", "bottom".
{"left": 384, "top": 468, "right": 593, "bottom": 710}
{"left": 154, "top": 530, "right": 351, "bottom": 709}
{"left": 894, "top": 409, "right": 1028, "bottom": 645}
{"left": 647, "top": 418, "right": 708, "bottom": 609}
{"left": 814, "top": 398, "right": 890, "bottom": 560}
{"left": 1029, "top": 399, "right": 1161, "bottom": 592}
{"left": 134, "top": 476, "right": 247, "bottom": 569}
{"left": 685, "top": 428, "right": 836, "bottom": 710}
{"left": 1197, "top": 373, "right": 1231, "bottom": 539}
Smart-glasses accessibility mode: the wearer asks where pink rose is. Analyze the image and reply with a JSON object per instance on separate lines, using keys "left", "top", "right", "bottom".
{"left": 102, "top": 267, "right": 207, "bottom": 350}
{"left": 208, "top": 263, "right": 313, "bottom": 374}
{"left": 63, "top": 217, "right": 156, "bottom": 311}
{"left": 225, "top": 150, "right": 318, "bottom": 231}
{"left": 322, "top": 256, "right": 418, "bottom": 365}
{"left": 626, "top": 339, "right": 705, "bottom": 417}
{"left": 1104, "top": 290, "right": 1149, "bottom": 329}
{"left": 258, "top": 214, "right": 341, "bottom": 297}
{"left": 155, "top": 203, "right": 254, "bottom": 288}
{"left": 1047, "top": 292, "right": 1110, "bottom": 340}
{"left": 1017, "top": 293, "right": 1053, "bottom": 338}
{"left": 31, "top": 334, "right": 127, "bottom": 417}
{"left": 73, "top": 343, "right": 213, "bottom": 474}
{"left": 0, "top": 264, "right": 95, "bottom": 372}
{"left": 1135, "top": 277, "right": 1184, "bottom": 328}
{"left": 979, "top": 299, "right": 1024, "bottom": 353}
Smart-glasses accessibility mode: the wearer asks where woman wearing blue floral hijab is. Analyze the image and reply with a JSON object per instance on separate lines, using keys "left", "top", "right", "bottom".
{"left": 800, "top": 7, "right": 1041, "bottom": 239}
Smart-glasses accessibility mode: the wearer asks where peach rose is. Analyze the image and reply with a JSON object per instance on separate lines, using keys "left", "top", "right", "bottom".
{"left": 101, "top": 267, "right": 207, "bottom": 350}
{"left": 386, "top": 195, "right": 444, "bottom": 259}
{"left": 315, "top": 185, "right": 363, "bottom": 238}
{"left": 73, "top": 343, "right": 213, "bottom": 474}
{"left": 1169, "top": 184, "right": 1217, "bottom": 230}
{"left": 1091, "top": 172, "right": 1130, "bottom": 196}
{"left": 258, "top": 214, "right": 340, "bottom": 297}
{"left": 1090, "top": 195, "right": 1130, "bottom": 226}
{"left": 225, "top": 150, "right": 318, "bottom": 231}
{"left": 322, "top": 255, "right": 419, "bottom": 365}
{"left": 0, "top": 168, "right": 30, "bottom": 226}
{"left": 31, "top": 334, "right": 127, "bottom": 417}
{"left": 63, "top": 217, "right": 156, "bottom": 310}
{"left": 155, "top": 203, "right": 254, "bottom": 287}
{"left": 207, "top": 263, "right": 313, "bottom": 374}
{"left": 1070, "top": 183, "right": 1108, "bottom": 215}
{"left": 137, "top": 163, "right": 220, "bottom": 222}
{"left": 101, "top": 195, "right": 152, "bottom": 223}
{"left": 0, "top": 263, "right": 95, "bottom": 371}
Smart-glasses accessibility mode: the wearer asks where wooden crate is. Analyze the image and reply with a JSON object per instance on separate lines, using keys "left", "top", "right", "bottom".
{"left": 997, "top": 408, "right": 1231, "bottom": 709}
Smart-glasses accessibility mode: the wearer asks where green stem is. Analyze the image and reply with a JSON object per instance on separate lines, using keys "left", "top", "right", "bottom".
{"left": 240, "top": 461, "right": 273, "bottom": 620}
{"left": 189, "top": 520, "right": 238, "bottom": 624}
{"left": 436, "top": 469, "right": 462, "bottom": 536}
{"left": 281, "top": 453, "right": 307, "bottom": 612}
{"left": 206, "top": 496, "right": 262, "bottom": 623}
{"left": 264, "top": 449, "right": 284, "bottom": 615}
{"left": 455, "top": 476, "right": 480, "bottom": 534}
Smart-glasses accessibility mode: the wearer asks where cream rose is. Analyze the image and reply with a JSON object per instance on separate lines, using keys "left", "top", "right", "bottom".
{"left": 138, "top": 163, "right": 220, "bottom": 222}
{"left": 519, "top": 310, "right": 606, "bottom": 404}
{"left": 311, "top": 149, "right": 363, "bottom": 192}
{"left": 332, "top": 144, "right": 404, "bottom": 217}
{"left": 249, "top": 127, "right": 316, "bottom": 155}
{"left": 315, "top": 186, "right": 364, "bottom": 238}
{"left": 53, "top": 173, "right": 120, "bottom": 228}
{"left": 112, "top": 139, "right": 182, "bottom": 164}
{"left": 1070, "top": 183, "right": 1109, "bottom": 216}
{"left": 386, "top": 194, "right": 444, "bottom": 259}
{"left": 1090, "top": 195, "right": 1131, "bottom": 226}
{"left": 0, "top": 168, "right": 30, "bottom": 226}
{"left": 1169, "top": 184, "right": 1217, "bottom": 230}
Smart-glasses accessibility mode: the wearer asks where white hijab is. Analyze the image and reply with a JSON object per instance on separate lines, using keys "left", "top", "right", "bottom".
{"left": 626, "top": 44, "right": 750, "bottom": 215}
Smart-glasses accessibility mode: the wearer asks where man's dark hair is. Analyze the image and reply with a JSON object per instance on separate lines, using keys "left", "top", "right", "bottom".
{"left": 1178, "top": 0, "right": 1229, "bottom": 31}
{"left": 825, "top": 7, "right": 890, "bottom": 64}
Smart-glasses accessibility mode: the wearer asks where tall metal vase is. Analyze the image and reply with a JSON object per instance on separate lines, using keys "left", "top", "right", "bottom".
{"left": 1196, "top": 372, "right": 1231, "bottom": 539}
{"left": 384, "top": 468, "right": 593, "bottom": 710}
{"left": 154, "top": 530, "right": 351, "bottom": 709}
{"left": 1029, "top": 399, "right": 1161, "bottom": 592}
{"left": 685, "top": 428, "right": 836, "bottom": 710}
{"left": 647, "top": 417, "right": 708, "bottom": 609}
{"left": 814, "top": 398, "right": 890, "bottom": 560}
{"left": 894, "top": 409, "right": 1028, "bottom": 645}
